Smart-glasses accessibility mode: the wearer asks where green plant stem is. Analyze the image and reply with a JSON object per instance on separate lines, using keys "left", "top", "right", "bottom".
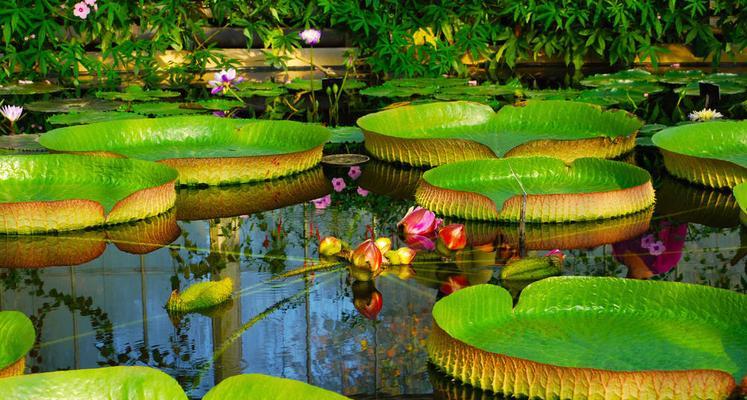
{"left": 309, "top": 47, "right": 318, "bottom": 120}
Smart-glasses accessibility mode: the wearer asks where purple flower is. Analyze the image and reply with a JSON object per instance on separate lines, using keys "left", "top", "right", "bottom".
{"left": 212, "top": 111, "right": 227, "bottom": 118}
{"left": 348, "top": 166, "right": 362, "bottom": 180}
{"left": 73, "top": 1, "right": 90, "bottom": 19}
{"left": 640, "top": 234, "right": 655, "bottom": 249}
{"left": 357, "top": 187, "right": 369, "bottom": 197}
{"left": 300, "top": 29, "right": 322, "bottom": 46}
{"left": 312, "top": 195, "right": 331, "bottom": 209}
{"left": 648, "top": 240, "right": 665, "bottom": 256}
{"left": 331, "top": 177, "right": 346, "bottom": 192}
{"left": 208, "top": 68, "right": 244, "bottom": 95}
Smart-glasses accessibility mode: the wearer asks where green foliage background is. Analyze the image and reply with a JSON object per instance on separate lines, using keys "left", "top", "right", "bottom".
{"left": 1, "top": 0, "right": 746, "bottom": 84}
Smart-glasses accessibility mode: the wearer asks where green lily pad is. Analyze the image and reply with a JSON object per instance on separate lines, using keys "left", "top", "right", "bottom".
{"left": 0, "top": 82, "right": 64, "bottom": 95}
{"left": 235, "top": 81, "right": 288, "bottom": 97}
{"left": 735, "top": 183, "right": 747, "bottom": 224}
{"left": 47, "top": 111, "right": 141, "bottom": 126}
{"left": 386, "top": 77, "right": 469, "bottom": 88}
{"left": 523, "top": 88, "right": 581, "bottom": 100}
{"left": 417, "top": 157, "right": 654, "bottom": 222}
{"left": 329, "top": 126, "right": 364, "bottom": 143}
{"left": 675, "top": 80, "right": 746, "bottom": 96}
{"left": 26, "top": 98, "right": 121, "bottom": 113}
{"left": 437, "top": 82, "right": 522, "bottom": 97}
{"left": 190, "top": 99, "right": 245, "bottom": 111}
{"left": 0, "top": 366, "right": 188, "bottom": 399}
{"left": 360, "top": 84, "right": 438, "bottom": 97}
{"left": 658, "top": 69, "right": 705, "bottom": 85}
{"left": 639, "top": 123, "right": 668, "bottom": 136}
{"left": 203, "top": 374, "right": 349, "bottom": 400}
{"left": 652, "top": 121, "right": 747, "bottom": 188}
{"left": 167, "top": 277, "right": 232, "bottom": 313}
{"left": 430, "top": 278, "right": 746, "bottom": 398}
{"left": 0, "top": 311, "right": 34, "bottom": 371}
{"left": 96, "top": 85, "right": 180, "bottom": 102}
{"left": 0, "top": 154, "right": 178, "bottom": 233}
{"left": 0, "top": 134, "right": 45, "bottom": 152}
{"left": 39, "top": 117, "right": 331, "bottom": 185}
{"left": 285, "top": 79, "right": 323, "bottom": 91}
{"left": 358, "top": 101, "right": 642, "bottom": 166}
{"left": 130, "top": 102, "right": 205, "bottom": 116}
{"left": 579, "top": 69, "right": 656, "bottom": 87}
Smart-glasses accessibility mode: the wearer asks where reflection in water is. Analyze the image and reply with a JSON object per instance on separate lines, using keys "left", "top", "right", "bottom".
{"left": 656, "top": 175, "right": 740, "bottom": 228}
{"left": 0, "top": 161, "right": 744, "bottom": 399}
{"left": 612, "top": 221, "right": 688, "bottom": 279}
{"left": 358, "top": 160, "right": 425, "bottom": 200}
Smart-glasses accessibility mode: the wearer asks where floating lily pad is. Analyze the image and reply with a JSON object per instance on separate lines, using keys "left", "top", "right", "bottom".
{"left": 235, "top": 81, "right": 287, "bottom": 97}
{"left": 328, "top": 126, "right": 364, "bottom": 143}
{"left": 47, "top": 111, "right": 141, "bottom": 126}
{"left": 735, "top": 183, "right": 747, "bottom": 225}
{"left": 652, "top": 121, "right": 747, "bottom": 188}
{"left": 0, "top": 311, "right": 34, "bottom": 377}
{"left": 0, "top": 366, "right": 188, "bottom": 399}
{"left": 429, "top": 278, "right": 746, "bottom": 399}
{"left": 579, "top": 69, "right": 656, "bottom": 87}
{"left": 190, "top": 99, "right": 245, "bottom": 111}
{"left": 40, "top": 117, "right": 331, "bottom": 186}
{"left": 0, "top": 154, "right": 177, "bottom": 233}
{"left": 360, "top": 84, "right": 438, "bottom": 98}
{"left": 523, "top": 88, "right": 581, "bottom": 100}
{"left": 167, "top": 277, "right": 233, "bottom": 314}
{"left": 25, "top": 98, "right": 121, "bottom": 113}
{"left": 203, "top": 374, "right": 349, "bottom": 400}
{"left": 285, "top": 78, "right": 324, "bottom": 92}
{"left": 0, "top": 82, "right": 64, "bottom": 95}
{"left": 658, "top": 69, "right": 705, "bottom": 85}
{"left": 358, "top": 101, "right": 642, "bottom": 166}
{"left": 0, "top": 211, "right": 180, "bottom": 268}
{"left": 0, "top": 134, "right": 46, "bottom": 153}
{"left": 675, "top": 80, "right": 746, "bottom": 96}
{"left": 437, "top": 82, "right": 521, "bottom": 97}
{"left": 416, "top": 157, "right": 654, "bottom": 222}
{"left": 95, "top": 85, "right": 180, "bottom": 102}
{"left": 130, "top": 102, "right": 205, "bottom": 116}
{"left": 386, "top": 77, "right": 469, "bottom": 88}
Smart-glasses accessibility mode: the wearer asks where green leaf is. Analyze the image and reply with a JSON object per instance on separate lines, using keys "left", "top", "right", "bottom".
{"left": 0, "top": 311, "right": 34, "bottom": 370}
{"left": 652, "top": 121, "right": 747, "bottom": 168}
{"left": 579, "top": 69, "right": 656, "bottom": 87}
{"left": 166, "top": 277, "right": 233, "bottom": 313}
{"left": 26, "top": 98, "right": 121, "bottom": 113}
{"left": 130, "top": 102, "right": 206, "bottom": 116}
{"left": 203, "top": 374, "right": 349, "bottom": 400}
{"left": 328, "top": 126, "right": 364, "bottom": 143}
{"left": 47, "top": 111, "right": 141, "bottom": 126}
{"left": 0, "top": 82, "right": 64, "bottom": 95}
{"left": 96, "top": 86, "right": 180, "bottom": 102}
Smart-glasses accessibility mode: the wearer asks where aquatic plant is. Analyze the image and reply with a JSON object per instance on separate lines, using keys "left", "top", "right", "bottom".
{"left": 357, "top": 101, "right": 642, "bottom": 166}
{"left": 652, "top": 121, "right": 747, "bottom": 188}
{"left": 499, "top": 249, "right": 564, "bottom": 281}
{"left": 437, "top": 224, "right": 466, "bottom": 251}
{"left": 203, "top": 373, "right": 348, "bottom": 399}
{"left": 0, "top": 105, "right": 23, "bottom": 134}
{"left": 0, "top": 366, "right": 188, "bottom": 399}
{"left": 384, "top": 247, "right": 416, "bottom": 265}
{"left": 38, "top": 116, "right": 331, "bottom": 186}
{"left": 416, "top": 157, "right": 655, "bottom": 222}
{"left": 0, "top": 154, "right": 177, "bottom": 233}
{"left": 166, "top": 277, "right": 233, "bottom": 313}
{"left": 689, "top": 108, "right": 724, "bottom": 122}
{"left": 0, "top": 311, "right": 34, "bottom": 377}
{"left": 349, "top": 239, "right": 383, "bottom": 274}
{"left": 735, "top": 183, "right": 747, "bottom": 225}
{"left": 209, "top": 69, "right": 245, "bottom": 96}
{"left": 319, "top": 236, "right": 343, "bottom": 256}
{"left": 428, "top": 277, "right": 747, "bottom": 399}
{"left": 398, "top": 206, "right": 442, "bottom": 236}
{"left": 612, "top": 222, "right": 687, "bottom": 279}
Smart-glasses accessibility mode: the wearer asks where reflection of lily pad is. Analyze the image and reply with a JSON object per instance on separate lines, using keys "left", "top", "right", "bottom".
{"left": 0, "top": 311, "right": 34, "bottom": 377}
{"left": 0, "top": 154, "right": 177, "bottom": 233}
{"left": 652, "top": 121, "right": 747, "bottom": 188}
{"left": 417, "top": 157, "right": 654, "bottom": 222}
{"left": 328, "top": 126, "right": 364, "bottom": 143}
{"left": 0, "top": 366, "right": 188, "bottom": 399}
{"left": 203, "top": 374, "right": 349, "bottom": 400}
{"left": 358, "top": 161, "right": 424, "bottom": 200}
{"left": 26, "top": 98, "right": 121, "bottom": 113}
{"left": 167, "top": 277, "right": 233, "bottom": 313}
{"left": 96, "top": 85, "right": 180, "bottom": 102}
{"left": 130, "top": 102, "right": 205, "bottom": 116}
{"left": 0, "top": 211, "right": 180, "bottom": 268}
{"left": 0, "top": 82, "right": 64, "bottom": 95}
{"left": 656, "top": 176, "right": 740, "bottom": 228}
{"left": 47, "top": 111, "right": 141, "bottom": 126}
{"left": 175, "top": 168, "right": 329, "bottom": 220}
{"left": 429, "top": 278, "right": 746, "bottom": 399}
{"left": 39, "top": 117, "right": 330, "bottom": 185}
{"left": 0, "top": 134, "right": 46, "bottom": 153}
{"left": 358, "top": 101, "right": 642, "bottom": 166}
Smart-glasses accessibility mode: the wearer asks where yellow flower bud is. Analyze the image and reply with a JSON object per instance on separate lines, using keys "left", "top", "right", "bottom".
{"left": 319, "top": 236, "right": 342, "bottom": 256}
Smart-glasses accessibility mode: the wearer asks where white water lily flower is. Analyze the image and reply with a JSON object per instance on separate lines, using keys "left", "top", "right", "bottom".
{"left": 688, "top": 108, "right": 723, "bottom": 122}
{"left": 0, "top": 105, "right": 23, "bottom": 122}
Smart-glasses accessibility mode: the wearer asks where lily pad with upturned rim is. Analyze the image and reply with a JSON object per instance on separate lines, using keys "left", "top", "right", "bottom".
{"left": 39, "top": 116, "right": 331, "bottom": 186}
{"left": 203, "top": 374, "right": 349, "bottom": 400}
{"left": 652, "top": 120, "right": 747, "bottom": 188}
{"left": 429, "top": 277, "right": 746, "bottom": 399}
{"left": 26, "top": 98, "right": 121, "bottom": 113}
{"left": 0, "top": 311, "right": 34, "bottom": 377}
{"left": 47, "top": 111, "right": 141, "bottom": 126}
{"left": 0, "top": 154, "right": 178, "bottom": 234}
{"left": 734, "top": 183, "right": 747, "bottom": 225}
{"left": 358, "top": 100, "right": 642, "bottom": 166}
{"left": 415, "top": 157, "right": 654, "bottom": 222}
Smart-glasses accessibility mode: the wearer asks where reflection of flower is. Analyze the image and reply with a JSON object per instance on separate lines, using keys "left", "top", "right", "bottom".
{"left": 640, "top": 234, "right": 655, "bottom": 249}
{"left": 398, "top": 206, "right": 441, "bottom": 236}
{"left": 331, "top": 177, "right": 346, "bottom": 192}
{"left": 440, "top": 275, "right": 469, "bottom": 295}
{"left": 613, "top": 222, "right": 687, "bottom": 278}
{"left": 437, "top": 224, "right": 467, "bottom": 250}
{"left": 356, "top": 187, "right": 369, "bottom": 197}
{"left": 300, "top": 29, "right": 322, "bottom": 46}
{"left": 688, "top": 108, "right": 723, "bottom": 122}
{"left": 311, "top": 195, "right": 331, "bottom": 209}
{"left": 403, "top": 234, "right": 435, "bottom": 251}
{"left": 648, "top": 241, "right": 665, "bottom": 256}
{"left": 209, "top": 68, "right": 244, "bottom": 95}
{"left": 348, "top": 166, "right": 361, "bottom": 180}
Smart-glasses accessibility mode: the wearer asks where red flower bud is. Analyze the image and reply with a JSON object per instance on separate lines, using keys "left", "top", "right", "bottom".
{"left": 350, "top": 239, "right": 383, "bottom": 274}
{"left": 438, "top": 224, "right": 467, "bottom": 250}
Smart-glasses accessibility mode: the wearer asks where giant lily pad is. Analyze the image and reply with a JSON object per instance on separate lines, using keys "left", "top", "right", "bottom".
{"left": 358, "top": 101, "right": 642, "bottom": 166}
{"left": 95, "top": 85, "right": 180, "bottom": 102}
{"left": 176, "top": 168, "right": 329, "bottom": 220}
{"left": 416, "top": 157, "right": 654, "bottom": 222}
{"left": 428, "top": 277, "right": 746, "bottom": 399}
{"left": 0, "top": 82, "right": 64, "bottom": 95}
{"left": 129, "top": 102, "right": 205, "bottom": 116}
{"left": 38, "top": 116, "right": 331, "bottom": 186}
{"left": 0, "top": 134, "right": 46, "bottom": 153}
{"left": 734, "top": 183, "right": 747, "bottom": 225}
{"left": 579, "top": 69, "right": 656, "bottom": 87}
{"left": 0, "top": 366, "right": 188, "bottom": 399}
{"left": 47, "top": 111, "right": 141, "bottom": 126}
{"left": 26, "top": 98, "right": 121, "bottom": 113}
{"left": 203, "top": 374, "right": 349, "bottom": 400}
{"left": 0, "top": 154, "right": 177, "bottom": 234}
{"left": 652, "top": 121, "right": 747, "bottom": 188}
{"left": 0, "top": 211, "right": 180, "bottom": 268}
{"left": 0, "top": 311, "right": 34, "bottom": 377}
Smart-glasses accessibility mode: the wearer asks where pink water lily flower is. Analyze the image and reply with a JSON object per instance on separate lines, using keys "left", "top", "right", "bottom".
{"left": 0, "top": 105, "right": 23, "bottom": 122}
{"left": 331, "top": 177, "right": 346, "bottom": 192}
{"left": 300, "top": 29, "right": 322, "bottom": 46}
{"left": 348, "top": 166, "right": 361, "bottom": 180}
{"left": 398, "top": 206, "right": 441, "bottom": 236}
{"left": 73, "top": 1, "right": 90, "bottom": 19}
{"left": 208, "top": 68, "right": 244, "bottom": 95}
{"left": 356, "top": 187, "right": 369, "bottom": 197}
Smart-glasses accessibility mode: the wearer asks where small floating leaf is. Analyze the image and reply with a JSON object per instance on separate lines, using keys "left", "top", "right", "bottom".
{"left": 166, "top": 277, "right": 233, "bottom": 313}
{"left": 26, "top": 98, "right": 121, "bottom": 113}
{"left": 96, "top": 85, "right": 180, "bottom": 102}
{"left": 130, "top": 102, "right": 205, "bottom": 116}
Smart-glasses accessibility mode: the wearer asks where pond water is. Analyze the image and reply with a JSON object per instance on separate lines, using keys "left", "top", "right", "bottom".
{"left": 0, "top": 149, "right": 743, "bottom": 398}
